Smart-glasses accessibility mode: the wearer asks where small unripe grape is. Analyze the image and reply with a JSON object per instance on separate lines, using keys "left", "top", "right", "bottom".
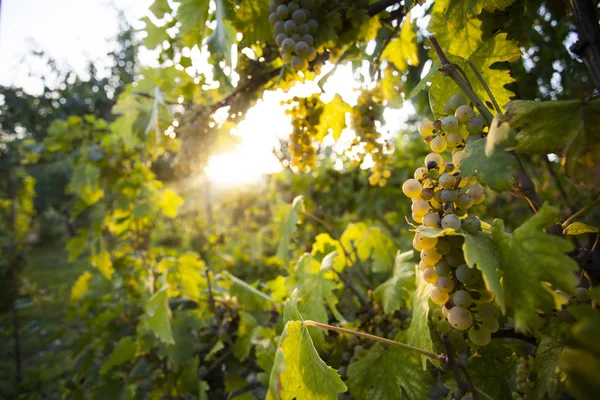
{"left": 292, "top": 9, "right": 308, "bottom": 24}
{"left": 269, "top": 12, "right": 279, "bottom": 25}
{"left": 466, "top": 117, "right": 484, "bottom": 134}
{"left": 575, "top": 287, "right": 589, "bottom": 302}
{"left": 414, "top": 167, "right": 427, "bottom": 180}
{"left": 442, "top": 214, "right": 461, "bottom": 231}
{"left": 430, "top": 136, "right": 447, "bottom": 153}
{"left": 446, "top": 132, "right": 463, "bottom": 147}
{"left": 452, "top": 150, "right": 467, "bottom": 167}
{"left": 453, "top": 290, "right": 473, "bottom": 307}
{"left": 448, "top": 306, "right": 474, "bottom": 330}
{"left": 295, "top": 41, "right": 310, "bottom": 57}
{"left": 456, "top": 264, "right": 480, "bottom": 285}
{"left": 301, "top": 33, "right": 314, "bottom": 46}
{"left": 419, "top": 120, "right": 435, "bottom": 137}
{"left": 281, "top": 51, "right": 292, "bottom": 63}
{"left": 456, "top": 193, "right": 474, "bottom": 210}
{"left": 423, "top": 212, "right": 440, "bottom": 228}
{"left": 446, "top": 93, "right": 468, "bottom": 114}
{"left": 425, "top": 153, "right": 444, "bottom": 169}
{"left": 455, "top": 105, "right": 475, "bottom": 123}
{"left": 290, "top": 56, "right": 306, "bottom": 69}
{"left": 307, "top": 18, "right": 318, "bottom": 33}
{"left": 440, "top": 189, "right": 458, "bottom": 203}
{"left": 276, "top": 4, "right": 289, "bottom": 19}
{"left": 481, "top": 317, "right": 499, "bottom": 333}
{"left": 434, "top": 260, "right": 452, "bottom": 276}
{"left": 437, "top": 319, "right": 452, "bottom": 333}
{"left": 274, "top": 20, "right": 286, "bottom": 34}
{"left": 431, "top": 287, "right": 450, "bottom": 305}
{"left": 462, "top": 216, "right": 481, "bottom": 234}
{"left": 419, "top": 260, "right": 431, "bottom": 271}
{"left": 446, "top": 249, "right": 465, "bottom": 266}
{"left": 421, "top": 188, "right": 434, "bottom": 201}
{"left": 281, "top": 38, "right": 296, "bottom": 53}
{"left": 402, "top": 179, "right": 422, "bottom": 199}
{"left": 477, "top": 303, "right": 499, "bottom": 321}
{"left": 439, "top": 173, "right": 455, "bottom": 189}
{"left": 288, "top": 2, "right": 300, "bottom": 12}
{"left": 421, "top": 248, "right": 442, "bottom": 266}
{"left": 468, "top": 326, "right": 491, "bottom": 346}
{"left": 435, "top": 239, "right": 452, "bottom": 256}
{"left": 467, "top": 185, "right": 485, "bottom": 204}
{"left": 441, "top": 116, "right": 460, "bottom": 132}
{"left": 284, "top": 19, "right": 297, "bottom": 34}
{"left": 423, "top": 267, "right": 439, "bottom": 283}
{"left": 436, "top": 276, "right": 455, "bottom": 293}
{"left": 412, "top": 199, "right": 431, "bottom": 216}
{"left": 275, "top": 33, "right": 288, "bottom": 46}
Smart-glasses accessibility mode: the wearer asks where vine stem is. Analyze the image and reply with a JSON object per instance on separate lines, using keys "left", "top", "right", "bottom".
{"left": 303, "top": 320, "right": 442, "bottom": 361}
{"left": 561, "top": 196, "right": 600, "bottom": 229}
{"left": 466, "top": 59, "right": 502, "bottom": 115}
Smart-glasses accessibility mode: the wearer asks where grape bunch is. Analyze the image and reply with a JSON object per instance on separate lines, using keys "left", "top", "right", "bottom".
{"left": 402, "top": 149, "right": 499, "bottom": 351}
{"left": 350, "top": 90, "right": 393, "bottom": 187}
{"left": 283, "top": 95, "right": 323, "bottom": 171}
{"left": 514, "top": 356, "right": 535, "bottom": 399}
{"left": 418, "top": 94, "right": 486, "bottom": 154}
{"left": 269, "top": 0, "right": 320, "bottom": 70}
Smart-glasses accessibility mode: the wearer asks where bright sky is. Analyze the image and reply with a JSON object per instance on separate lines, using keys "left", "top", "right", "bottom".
{"left": 0, "top": 0, "right": 418, "bottom": 187}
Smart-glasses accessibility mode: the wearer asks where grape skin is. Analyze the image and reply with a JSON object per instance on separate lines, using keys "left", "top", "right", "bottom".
{"left": 423, "top": 212, "right": 440, "bottom": 227}
{"left": 425, "top": 153, "right": 444, "bottom": 169}
{"left": 421, "top": 248, "right": 442, "bottom": 266}
{"left": 423, "top": 267, "right": 439, "bottom": 283}
{"left": 431, "top": 287, "right": 450, "bottom": 305}
{"left": 453, "top": 290, "right": 473, "bottom": 307}
{"left": 441, "top": 116, "right": 460, "bottom": 132}
{"left": 468, "top": 326, "right": 491, "bottom": 346}
{"left": 448, "top": 306, "right": 474, "bottom": 330}
{"left": 402, "top": 179, "right": 422, "bottom": 199}
{"left": 441, "top": 214, "right": 461, "bottom": 231}
{"left": 436, "top": 276, "right": 454, "bottom": 293}
{"left": 419, "top": 120, "right": 435, "bottom": 137}
{"left": 430, "top": 136, "right": 447, "bottom": 153}
{"left": 454, "top": 105, "right": 475, "bottom": 123}
{"left": 456, "top": 264, "right": 480, "bottom": 285}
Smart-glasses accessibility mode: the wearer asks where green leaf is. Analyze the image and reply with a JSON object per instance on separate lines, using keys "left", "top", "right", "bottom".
{"left": 175, "top": 0, "right": 210, "bottom": 48}
{"left": 158, "top": 188, "right": 183, "bottom": 218}
{"left": 533, "top": 319, "right": 570, "bottom": 399}
{"left": 373, "top": 251, "right": 416, "bottom": 314}
{"left": 266, "top": 320, "right": 347, "bottom": 400}
{"left": 505, "top": 99, "right": 600, "bottom": 186}
{"left": 340, "top": 222, "right": 396, "bottom": 273}
{"left": 347, "top": 341, "right": 430, "bottom": 400}
{"left": 233, "top": 311, "right": 261, "bottom": 361}
{"left": 230, "top": 0, "right": 272, "bottom": 44}
{"left": 315, "top": 95, "right": 351, "bottom": 141}
{"left": 460, "top": 138, "right": 517, "bottom": 192}
{"left": 101, "top": 337, "right": 137, "bottom": 375}
{"left": 311, "top": 233, "right": 347, "bottom": 271}
{"left": 150, "top": 0, "right": 171, "bottom": 18}
{"left": 276, "top": 196, "right": 305, "bottom": 263}
{"left": 228, "top": 272, "right": 274, "bottom": 312}
{"left": 406, "top": 263, "right": 438, "bottom": 369}
{"left": 141, "top": 16, "right": 170, "bottom": 50}
{"left": 90, "top": 251, "right": 114, "bottom": 280}
{"left": 563, "top": 221, "right": 599, "bottom": 235}
{"left": 146, "top": 286, "right": 175, "bottom": 344}
{"left": 445, "top": 0, "right": 517, "bottom": 30}
{"left": 207, "top": 0, "right": 236, "bottom": 66}
{"left": 381, "top": 14, "right": 419, "bottom": 72}
{"left": 407, "top": 60, "right": 440, "bottom": 100}
{"left": 467, "top": 344, "right": 515, "bottom": 400}
{"left": 428, "top": 0, "right": 483, "bottom": 59}
{"left": 492, "top": 205, "right": 578, "bottom": 331}
{"left": 560, "top": 348, "right": 600, "bottom": 400}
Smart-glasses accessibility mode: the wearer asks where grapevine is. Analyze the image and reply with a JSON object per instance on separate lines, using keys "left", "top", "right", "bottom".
{"left": 283, "top": 95, "right": 323, "bottom": 171}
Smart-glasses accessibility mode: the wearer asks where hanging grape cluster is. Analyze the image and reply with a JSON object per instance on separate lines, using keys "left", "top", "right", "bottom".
{"left": 350, "top": 90, "right": 393, "bottom": 187}
{"left": 174, "top": 105, "right": 219, "bottom": 175}
{"left": 418, "top": 94, "right": 486, "bottom": 154}
{"left": 283, "top": 95, "right": 323, "bottom": 172}
{"left": 268, "top": 0, "right": 320, "bottom": 70}
{"left": 514, "top": 356, "right": 535, "bottom": 399}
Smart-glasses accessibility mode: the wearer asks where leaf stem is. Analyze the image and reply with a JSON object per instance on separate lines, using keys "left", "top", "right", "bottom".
{"left": 562, "top": 196, "right": 600, "bottom": 229}
{"left": 466, "top": 59, "right": 502, "bottom": 115}
{"left": 303, "top": 320, "right": 442, "bottom": 361}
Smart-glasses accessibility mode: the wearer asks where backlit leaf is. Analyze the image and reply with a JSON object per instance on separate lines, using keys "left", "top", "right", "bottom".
{"left": 146, "top": 286, "right": 175, "bottom": 344}
{"left": 373, "top": 251, "right": 416, "bottom": 314}
{"left": 382, "top": 13, "right": 419, "bottom": 71}
{"left": 71, "top": 271, "right": 94, "bottom": 301}
{"left": 276, "top": 196, "right": 305, "bottom": 264}
{"left": 460, "top": 138, "right": 517, "bottom": 192}
{"left": 315, "top": 95, "right": 351, "bottom": 141}
{"left": 563, "top": 221, "right": 599, "bottom": 236}
{"left": 406, "top": 264, "right": 437, "bottom": 369}
{"left": 100, "top": 337, "right": 136, "bottom": 375}
{"left": 90, "top": 251, "right": 114, "bottom": 280}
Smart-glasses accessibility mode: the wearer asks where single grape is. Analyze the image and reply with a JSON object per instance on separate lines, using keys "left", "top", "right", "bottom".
{"left": 423, "top": 212, "right": 440, "bottom": 228}
{"left": 442, "top": 306, "right": 450, "bottom": 318}
{"left": 412, "top": 212, "right": 424, "bottom": 223}
{"left": 281, "top": 38, "right": 296, "bottom": 53}
{"left": 446, "top": 249, "right": 465, "bottom": 266}
{"left": 468, "top": 326, "right": 491, "bottom": 346}
{"left": 419, "top": 260, "right": 431, "bottom": 271}
{"left": 441, "top": 115, "right": 460, "bottom": 132}
{"left": 274, "top": 20, "right": 286, "bottom": 35}
{"left": 467, "top": 185, "right": 485, "bottom": 204}
{"left": 307, "top": 18, "right": 318, "bottom": 33}
{"left": 307, "top": 47, "right": 317, "bottom": 62}
{"left": 421, "top": 188, "right": 434, "bottom": 201}
{"left": 290, "top": 56, "right": 306, "bottom": 70}
{"left": 402, "top": 178, "right": 422, "bottom": 199}
{"left": 414, "top": 167, "right": 428, "bottom": 180}
{"left": 477, "top": 303, "right": 499, "bottom": 322}
{"left": 481, "top": 317, "right": 499, "bottom": 333}
{"left": 448, "top": 306, "right": 474, "bottom": 330}
{"left": 446, "top": 93, "right": 468, "bottom": 113}
{"left": 439, "top": 173, "right": 455, "bottom": 189}
{"left": 301, "top": 33, "right": 314, "bottom": 46}
{"left": 414, "top": 232, "right": 437, "bottom": 250}
{"left": 453, "top": 290, "right": 473, "bottom": 307}
{"left": 269, "top": 12, "right": 279, "bottom": 25}
{"left": 281, "top": 51, "right": 293, "bottom": 63}
{"left": 456, "top": 264, "right": 480, "bottom": 285}
{"left": 456, "top": 193, "right": 474, "bottom": 210}
{"left": 462, "top": 216, "right": 481, "bottom": 234}
{"left": 284, "top": 19, "right": 298, "bottom": 34}
{"left": 425, "top": 153, "right": 444, "bottom": 169}
{"left": 442, "top": 214, "right": 461, "bottom": 231}
{"left": 412, "top": 199, "right": 431, "bottom": 216}
{"left": 292, "top": 9, "right": 308, "bottom": 24}
{"left": 291, "top": 33, "right": 301, "bottom": 42}
{"left": 447, "top": 329, "right": 468, "bottom": 352}
{"left": 431, "top": 287, "right": 450, "bottom": 305}
{"left": 288, "top": 2, "right": 300, "bottom": 12}
{"left": 421, "top": 248, "right": 442, "bottom": 266}
{"left": 436, "top": 319, "right": 452, "bottom": 333}
{"left": 440, "top": 189, "right": 458, "bottom": 203}
{"left": 466, "top": 117, "right": 484, "bottom": 134}
{"left": 297, "top": 23, "right": 309, "bottom": 34}
{"left": 269, "top": 1, "right": 278, "bottom": 13}
{"left": 295, "top": 41, "right": 310, "bottom": 58}
{"left": 435, "top": 238, "right": 452, "bottom": 255}
{"left": 443, "top": 202, "right": 455, "bottom": 214}
{"left": 423, "top": 267, "right": 439, "bottom": 283}
{"left": 276, "top": 4, "right": 289, "bottom": 19}
{"left": 434, "top": 260, "right": 452, "bottom": 276}
{"left": 275, "top": 33, "right": 288, "bottom": 46}
{"left": 445, "top": 131, "right": 463, "bottom": 147}
{"left": 419, "top": 120, "right": 435, "bottom": 137}
{"left": 452, "top": 150, "right": 467, "bottom": 167}
{"left": 430, "top": 136, "right": 447, "bottom": 153}
{"left": 436, "top": 276, "right": 455, "bottom": 293}
{"left": 575, "top": 287, "right": 589, "bottom": 302}
{"left": 455, "top": 105, "right": 475, "bottom": 123}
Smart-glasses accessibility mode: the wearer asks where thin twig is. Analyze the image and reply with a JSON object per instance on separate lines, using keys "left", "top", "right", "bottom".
{"left": 561, "top": 196, "right": 600, "bottom": 229}
{"left": 491, "top": 328, "right": 537, "bottom": 345}
{"left": 228, "top": 382, "right": 262, "bottom": 399}
{"left": 304, "top": 320, "right": 442, "bottom": 360}
{"left": 467, "top": 59, "right": 502, "bottom": 115}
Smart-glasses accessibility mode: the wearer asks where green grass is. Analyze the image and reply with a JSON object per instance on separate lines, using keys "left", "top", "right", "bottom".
{"left": 0, "top": 242, "right": 87, "bottom": 399}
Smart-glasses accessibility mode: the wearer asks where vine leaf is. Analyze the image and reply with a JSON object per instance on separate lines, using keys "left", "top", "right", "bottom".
{"left": 560, "top": 348, "right": 600, "bottom": 400}
{"left": 207, "top": 0, "right": 236, "bottom": 66}
{"left": 276, "top": 196, "right": 305, "bottom": 264}
{"left": 340, "top": 222, "right": 396, "bottom": 273}
{"left": 532, "top": 319, "right": 570, "bottom": 399}
{"left": 492, "top": 205, "right": 578, "bottom": 331}
{"left": 467, "top": 344, "right": 515, "bottom": 400}
{"left": 145, "top": 286, "right": 175, "bottom": 344}
{"left": 315, "top": 95, "right": 351, "bottom": 141}
{"left": 346, "top": 340, "right": 431, "bottom": 400}
{"left": 428, "top": 0, "right": 483, "bottom": 59}
{"left": 231, "top": 0, "right": 272, "bottom": 45}
{"left": 504, "top": 99, "right": 600, "bottom": 187}
{"left": 373, "top": 251, "right": 416, "bottom": 314}
{"left": 460, "top": 138, "right": 517, "bottom": 192}
{"left": 70, "top": 271, "right": 94, "bottom": 301}
{"left": 382, "top": 13, "right": 419, "bottom": 72}
{"left": 445, "top": 0, "right": 518, "bottom": 30}
{"left": 563, "top": 221, "right": 599, "bottom": 235}
{"left": 407, "top": 60, "right": 440, "bottom": 100}
{"left": 90, "top": 251, "right": 114, "bottom": 280}
{"left": 267, "top": 291, "right": 347, "bottom": 400}
{"left": 100, "top": 337, "right": 136, "bottom": 375}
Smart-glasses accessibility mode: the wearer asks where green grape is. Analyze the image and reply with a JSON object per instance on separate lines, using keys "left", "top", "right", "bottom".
{"left": 423, "top": 267, "right": 439, "bottom": 283}
{"left": 307, "top": 47, "right": 317, "bottom": 62}
{"left": 454, "top": 105, "right": 475, "bottom": 123}
{"left": 425, "top": 152, "right": 444, "bottom": 169}
{"left": 423, "top": 212, "right": 440, "bottom": 228}
{"left": 466, "top": 117, "right": 484, "bottom": 134}
{"left": 269, "top": 1, "right": 278, "bottom": 12}
{"left": 291, "top": 56, "right": 306, "bottom": 69}
{"left": 439, "top": 173, "right": 455, "bottom": 189}
{"left": 441, "top": 214, "right": 461, "bottom": 231}
{"left": 477, "top": 303, "right": 499, "bottom": 321}
{"left": 413, "top": 232, "right": 437, "bottom": 250}
{"left": 453, "top": 290, "right": 473, "bottom": 308}
{"left": 445, "top": 93, "right": 468, "bottom": 114}
{"left": 414, "top": 167, "right": 428, "bottom": 180}
{"left": 292, "top": 9, "right": 308, "bottom": 24}
{"left": 462, "top": 216, "right": 481, "bottom": 234}
{"left": 437, "top": 319, "right": 452, "bottom": 333}
{"left": 434, "top": 260, "right": 452, "bottom": 276}
{"left": 402, "top": 178, "right": 422, "bottom": 199}
{"left": 288, "top": 2, "right": 300, "bottom": 12}
{"left": 301, "top": 33, "right": 314, "bottom": 46}
{"left": 295, "top": 41, "right": 310, "bottom": 58}
{"left": 481, "top": 317, "right": 499, "bottom": 332}
{"left": 575, "top": 287, "right": 589, "bottom": 301}
{"left": 478, "top": 289, "right": 494, "bottom": 303}
{"left": 455, "top": 193, "right": 473, "bottom": 210}
{"left": 467, "top": 185, "right": 485, "bottom": 204}
{"left": 281, "top": 38, "right": 296, "bottom": 53}
{"left": 421, "top": 248, "right": 443, "bottom": 265}
{"left": 440, "top": 189, "right": 458, "bottom": 203}
{"left": 446, "top": 249, "right": 465, "bottom": 266}
{"left": 442, "top": 306, "right": 450, "bottom": 318}
{"left": 275, "top": 33, "right": 288, "bottom": 46}
{"left": 436, "top": 276, "right": 455, "bottom": 293}
{"left": 435, "top": 238, "right": 452, "bottom": 255}
{"left": 447, "top": 329, "right": 468, "bottom": 352}
{"left": 412, "top": 212, "right": 423, "bottom": 223}
{"left": 456, "top": 264, "right": 480, "bottom": 285}
{"left": 419, "top": 119, "right": 435, "bottom": 137}
{"left": 297, "top": 23, "right": 309, "bottom": 34}
{"left": 441, "top": 115, "right": 460, "bottom": 132}
{"left": 274, "top": 20, "right": 285, "bottom": 34}
{"left": 446, "top": 131, "right": 463, "bottom": 147}
{"left": 556, "top": 308, "right": 575, "bottom": 322}
{"left": 291, "top": 33, "right": 301, "bottom": 42}
{"left": 452, "top": 150, "right": 467, "bottom": 167}
{"left": 431, "top": 287, "right": 450, "bottom": 305}
{"left": 284, "top": 19, "right": 297, "bottom": 34}
{"left": 307, "top": 18, "right": 318, "bottom": 33}
{"left": 276, "top": 4, "right": 289, "bottom": 19}
{"left": 430, "top": 136, "right": 447, "bottom": 153}
{"left": 448, "top": 306, "right": 474, "bottom": 330}
{"left": 468, "top": 326, "right": 491, "bottom": 346}
{"left": 412, "top": 199, "right": 431, "bottom": 216}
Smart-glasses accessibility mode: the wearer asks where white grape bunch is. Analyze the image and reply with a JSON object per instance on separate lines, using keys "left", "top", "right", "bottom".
{"left": 269, "top": 0, "right": 320, "bottom": 70}
{"left": 283, "top": 95, "right": 323, "bottom": 171}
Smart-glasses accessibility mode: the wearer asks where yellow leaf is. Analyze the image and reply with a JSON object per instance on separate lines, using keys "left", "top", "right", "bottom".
{"left": 158, "top": 188, "right": 183, "bottom": 218}
{"left": 71, "top": 271, "right": 93, "bottom": 300}
{"left": 428, "top": 0, "right": 483, "bottom": 59}
{"left": 90, "top": 251, "right": 114, "bottom": 280}
{"left": 382, "top": 13, "right": 419, "bottom": 71}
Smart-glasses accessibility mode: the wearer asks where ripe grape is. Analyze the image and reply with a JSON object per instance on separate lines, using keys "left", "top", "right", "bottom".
{"left": 421, "top": 248, "right": 443, "bottom": 265}
{"left": 412, "top": 199, "right": 431, "bottom": 216}
{"left": 269, "top": 1, "right": 278, "bottom": 12}
{"left": 445, "top": 93, "right": 468, "bottom": 114}
{"left": 423, "top": 212, "right": 440, "bottom": 228}
{"left": 462, "top": 215, "right": 481, "bottom": 233}
{"left": 454, "top": 105, "right": 475, "bottom": 123}
{"left": 414, "top": 167, "right": 428, "bottom": 180}
{"left": 456, "top": 264, "right": 480, "bottom": 285}
{"left": 452, "top": 150, "right": 467, "bottom": 167}
{"left": 269, "top": 12, "right": 279, "bottom": 25}
{"left": 292, "top": 9, "right": 307, "bottom": 24}
{"left": 441, "top": 214, "right": 461, "bottom": 231}
{"left": 477, "top": 303, "right": 499, "bottom": 322}
{"left": 281, "top": 38, "right": 296, "bottom": 53}
{"left": 439, "top": 173, "right": 455, "bottom": 189}
{"left": 448, "top": 307, "right": 474, "bottom": 330}
{"left": 402, "top": 179, "right": 422, "bottom": 198}
{"left": 436, "top": 276, "right": 455, "bottom": 293}
{"left": 412, "top": 212, "right": 423, "bottom": 223}
{"left": 276, "top": 33, "right": 288, "bottom": 46}
{"left": 441, "top": 116, "right": 460, "bottom": 132}
{"left": 284, "top": 19, "right": 298, "bottom": 34}
{"left": 467, "top": 185, "right": 485, "bottom": 204}
{"left": 434, "top": 260, "right": 452, "bottom": 276}
{"left": 419, "top": 260, "right": 431, "bottom": 271}
{"left": 478, "top": 289, "right": 495, "bottom": 303}
{"left": 481, "top": 317, "right": 499, "bottom": 333}
{"left": 440, "top": 189, "right": 458, "bottom": 203}
{"left": 288, "top": 2, "right": 300, "bottom": 12}
{"left": 446, "top": 132, "right": 463, "bottom": 147}
{"left": 419, "top": 120, "right": 435, "bottom": 137}
{"left": 294, "top": 41, "right": 310, "bottom": 58}
{"left": 301, "top": 33, "right": 314, "bottom": 46}
{"left": 466, "top": 117, "right": 484, "bottom": 134}
{"left": 425, "top": 153, "right": 444, "bottom": 169}
{"left": 274, "top": 20, "right": 285, "bottom": 34}
{"left": 453, "top": 290, "right": 473, "bottom": 307}
{"left": 307, "top": 18, "right": 318, "bottom": 32}
{"left": 430, "top": 136, "right": 447, "bottom": 153}
{"left": 414, "top": 232, "right": 437, "bottom": 250}
{"left": 436, "top": 319, "right": 452, "bottom": 333}
{"left": 291, "top": 56, "right": 306, "bottom": 70}
{"left": 276, "top": 4, "right": 289, "bottom": 19}
{"left": 468, "top": 326, "right": 491, "bottom": 346}
{"left": 423, "top": 267, "right": 439, "bottom": 283}
{"left": 431, "top": 287, "right": 450, "bottom": 305}
{"left": 456, "top": 193, "right": 474, "bottom": 210}
{"left": 421, "top": 188, "right": 434, "bottom": 201}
